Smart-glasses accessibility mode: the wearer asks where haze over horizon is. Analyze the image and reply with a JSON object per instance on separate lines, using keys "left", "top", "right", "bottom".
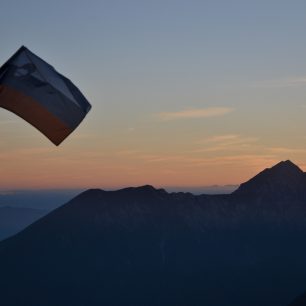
{"left": 0, "top": 0, "right": 306, "bottom": 189}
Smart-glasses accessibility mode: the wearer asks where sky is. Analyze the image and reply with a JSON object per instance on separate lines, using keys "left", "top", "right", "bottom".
{"left": 0, "top": 0, "right": 306, "bottom": 190}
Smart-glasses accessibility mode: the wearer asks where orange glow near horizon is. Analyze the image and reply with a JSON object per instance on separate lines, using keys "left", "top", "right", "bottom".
{"left": 0, "top": 1, "right": 306, "bottom": 191}
{"left": 1, "top": 123, "right": 306, "bottom": 190}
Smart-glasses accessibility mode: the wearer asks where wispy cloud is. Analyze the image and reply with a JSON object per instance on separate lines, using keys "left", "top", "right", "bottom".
{"left": 157, "top": 107, "right": 233, "bottom": 121}
{"left": 194, "top": 134, "right": 259, "bottom": 153}
{"left": 198, "top": 134, "right": 241, "bottom": 144}
{"left": 206, "top": 134, "right": 240, "bottom": 142}
{"left": 138, "top": 153, "right": 277, "bottom": 169}
{"left": 267, "top": 147, "right": 306, "bottom": 154}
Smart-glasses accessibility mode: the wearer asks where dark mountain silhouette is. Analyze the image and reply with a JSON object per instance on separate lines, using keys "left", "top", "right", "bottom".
{"left": 1, "top": 161, "right": 306, "bottom": 306}
{"left": 0, "top": 206, "right": 47, "bottom": 241}
{"left": 233, "top": 160, "right": 306, "bottom": 198}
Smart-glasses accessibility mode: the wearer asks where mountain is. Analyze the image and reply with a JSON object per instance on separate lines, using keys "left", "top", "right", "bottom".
{"left": 0, "top": 206, "right": 48, "bottom": 241}
{"left": 1, "top": 161, "right": 306, "bottom": 306}
{"left": 233, "top": 160, "right": 306, "bottom": 198}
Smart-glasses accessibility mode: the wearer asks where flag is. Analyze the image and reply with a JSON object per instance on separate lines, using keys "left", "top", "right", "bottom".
{"left": 0, "top": 46, "right": 91, "bottom": 145}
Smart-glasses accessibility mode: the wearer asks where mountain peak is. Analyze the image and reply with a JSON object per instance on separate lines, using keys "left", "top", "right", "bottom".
{"left": 119, "top": 185, "right": 168, "bottom": 196}
{"left": 270, "top": 160, "right": 303, "bottom": 174}
{"left": 136, "top": 185, "right": 157, "bottom": 191}
{"left": 233, "top": 160, "right": 305, "bottom": 196}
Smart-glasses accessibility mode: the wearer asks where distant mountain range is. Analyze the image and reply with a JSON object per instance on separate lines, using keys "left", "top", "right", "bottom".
{"left": 0, "top": 189, "right": 82, "bottom": 210}
{"left": 1, "top": 160, "right": 306, "bottom": 306}
{"left": 0, "top": 189, "right": 81, "bottom": 240}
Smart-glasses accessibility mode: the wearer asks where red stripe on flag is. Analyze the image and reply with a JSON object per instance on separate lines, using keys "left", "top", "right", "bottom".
{"left": 0, "top": 84, "right": 73, "bottom": 145}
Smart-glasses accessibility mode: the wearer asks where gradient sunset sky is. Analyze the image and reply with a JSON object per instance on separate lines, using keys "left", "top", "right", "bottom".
{"left": 0, "top": 0, "right": 306, "bottom": 190}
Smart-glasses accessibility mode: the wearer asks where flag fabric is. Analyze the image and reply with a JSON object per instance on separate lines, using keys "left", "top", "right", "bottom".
{"left": 0, "top": 46, "right": 91, "bottom": 145}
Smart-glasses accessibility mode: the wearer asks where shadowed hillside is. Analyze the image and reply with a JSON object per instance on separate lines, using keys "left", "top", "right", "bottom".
{"left": 1, "top": 161, "right": 306, "bottom": 306}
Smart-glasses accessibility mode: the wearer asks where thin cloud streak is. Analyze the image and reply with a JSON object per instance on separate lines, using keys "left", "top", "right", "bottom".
{"left": 267, "top": 147, "right": 306, "bottom": 154}
{"left": 194, "top": 134, "right": 259, "bottom": 153}
{"left": 157, "top": 107, "right": 234, "bottom": 121}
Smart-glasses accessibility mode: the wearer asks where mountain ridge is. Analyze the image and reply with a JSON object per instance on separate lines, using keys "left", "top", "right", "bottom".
{"left": 1, "top": 160, "right": 306, "bottom": 306}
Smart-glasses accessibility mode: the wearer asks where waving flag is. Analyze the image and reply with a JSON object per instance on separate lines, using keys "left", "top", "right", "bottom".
{"left": 0, "top": 46, "right": 91, "bottom": 145}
